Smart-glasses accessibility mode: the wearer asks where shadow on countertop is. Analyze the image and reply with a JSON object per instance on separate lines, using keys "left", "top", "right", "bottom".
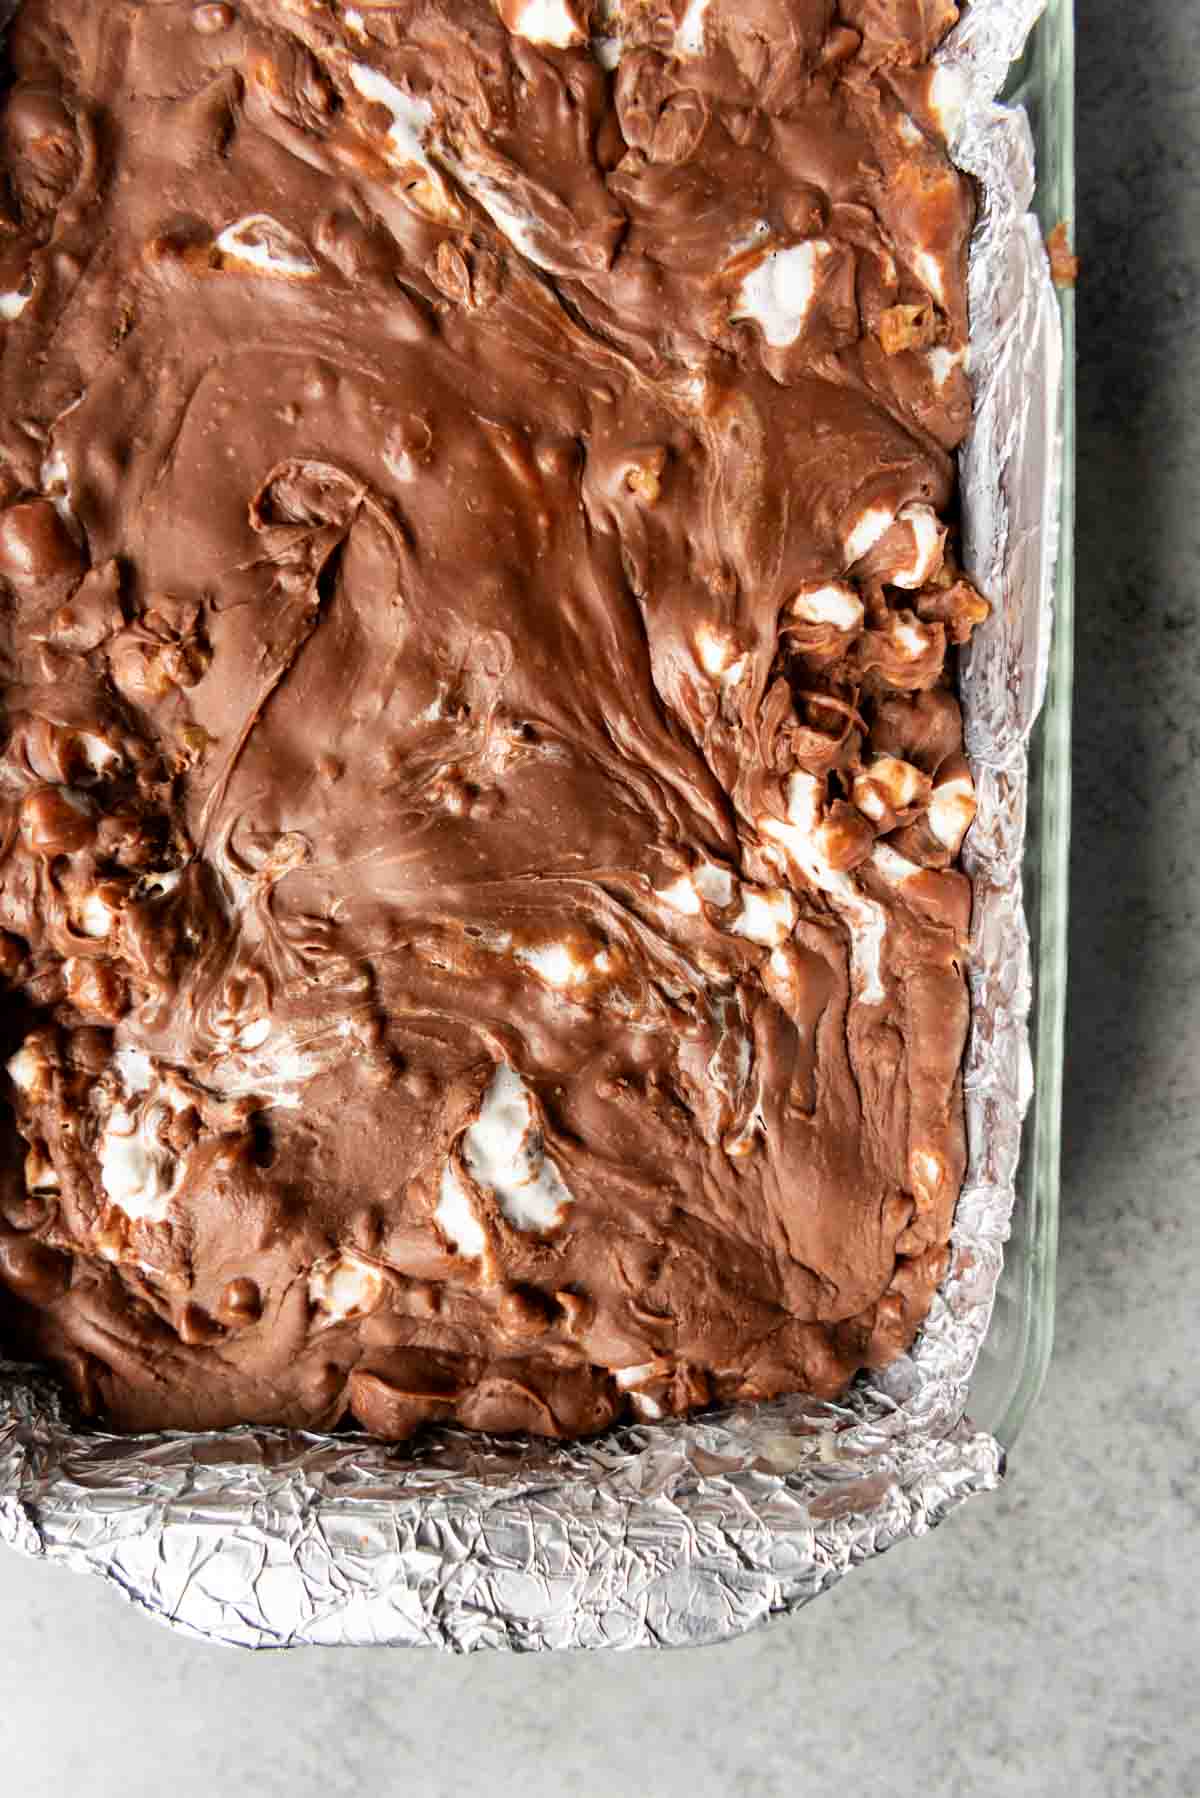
{"left": 1060, "top": 2, "right": 1200, "bottom": 1246}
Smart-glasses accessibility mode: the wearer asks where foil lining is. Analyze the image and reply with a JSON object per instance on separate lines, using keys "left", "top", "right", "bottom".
{"left": 0, "top": 0, "right": 1061, "bottom": 1651}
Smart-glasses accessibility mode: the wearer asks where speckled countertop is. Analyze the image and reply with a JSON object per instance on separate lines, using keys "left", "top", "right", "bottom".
{"left": 1, "top": 3, "right": 1197, "bottom": 1794}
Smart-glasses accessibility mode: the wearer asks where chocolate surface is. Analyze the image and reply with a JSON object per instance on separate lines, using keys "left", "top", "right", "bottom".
{"left": 0, "top": 0, "right": 987, "bottom": 1438}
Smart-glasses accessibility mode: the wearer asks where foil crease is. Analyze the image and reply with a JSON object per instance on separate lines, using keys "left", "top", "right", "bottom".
{"left": 0, "top": 0, "right": 1060, "bottom": 1651}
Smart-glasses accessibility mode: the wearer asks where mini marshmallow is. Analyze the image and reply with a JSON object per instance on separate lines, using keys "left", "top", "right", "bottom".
{"left": 463, "top": 1065, "right": 573, "bottom": 1233}
{"left": 435, "top": 1162, "right": 488, "bottom": 1259}
{"left": 215, "top": 215, "right": 318, "bottom": 279}
{"left": 78, "top": 891, "right": 116, "bottom": 939}
{"left": 347, "top": 63, "right": 434, "bottom": 170}
{"left": 7, "top": 1045, "right": 46, "bottom": 1094}
{"left": 77, "top": 732, "right": 123, "bottom": 777}
{"left": 733, "top": 240, "right": 832, "bottom": 348}
{"left": 658, "top": 873, "right": 703, "bottom": 916}
{"left": 913, "top": 248, "right": 947, "bottom": 306}
{"left": 927, "top": 345, "right": 964, "bottom": 390}
{"left": 760, "top": 773, "right": 888, "bottom": 1004}
{"left": 0, "top": 282, "right": 32, "bottom": 321}
{"left": 888, "top": 503, "right": 946, "bottom": 589}
{"left": 674, "top": 0, "right": 709, "bottom": 55}
{"left": 449, "top": 167, "right": 555, "bottom": 270}
{"left": 309, "top": 1252, "right": 384, "bottom": 1323}
{"left": 659, "top": 864, "right": 734, "bottom": 914}
{"left": 615, "top": 1362, "right": 662, "bottom": 1390}
{"left": 870, "top": 843, "right": 923, "bottom": 885}
{"left": 843, "top": 504, "right": 895, "bottom": 567}
{"left": 893, "top": 615, "right": 935, "bottom": 658}
{"left": 693, "top": 862, "right": 735, "bottom": 907}
{"left": 928, "top": 64, "right": 967, "bottom": 142}
{"left": 498, "top": 0, "right": 584, "bottom": 47}
{"left": 911, "top": 1147, "right": 944, "bottom": 1204}
{"left": 114, "top": 1047, "right": 154, "bottom": 1095}
{"left": 98, "top": 1103, "right": 178, "bottom": 1223}
{"left": 853, "top": 755, "right": 930, "bottom": 816}
{"left": 731, "top": 886, "right": 797, "bottom": 947}
{"left": 790, "top": 582, "right": 864, "bottom": 633}
{"left": 24, "top": 1145, "right": 59, "bottom": 1193}
{"left": 927, "top": 771, "right": 977, "bottom": 852}
{"left": 517, "top": 941, "right": 589, "bottom": 987}
{"left": 695, "top": 624, "right": 745, "bottom": 687}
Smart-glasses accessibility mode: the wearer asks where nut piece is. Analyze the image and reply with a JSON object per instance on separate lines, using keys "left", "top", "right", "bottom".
{"left": 0, "top": 1234, "right": 70, "bottom": 1303}
{"left": 624, "top": 447, "right": 667, "bottom": 505}
{"left": 0, "top": 931, "right": 27, "bottom": 979}
{"left": 877, "top": 301, "right": 938, "bottom": 356}
{"left": 178, "top": 1302, "right": 226, "bottom": 1345}
{"left": 852, "top": 754, "right": 932, "bottom": 828}
{"left": 191, "top": 4, "right": 235, "bottom": 32}
{"left": 0, "top": 499, "right": 85, "bottom": 588}
{"left": 856, "top": 611, "right": 945, "bottom": 691}
{"left": 218, "top": 1276, "right": 263, "bottom": 1325}
{"left": 816, "top": 799, "right": 876, "bottom": 871}
{"left": 63, "top": 955, "right": 129, "bottom": 1022}
{"left": 19, "top": 785, "right": 96, "bottom": 855}
{"left": 1046, "top": 221, "right": 1079, "bottom": 288}
{"left": 914, "top": 574, "right": 990, "bottom": 644}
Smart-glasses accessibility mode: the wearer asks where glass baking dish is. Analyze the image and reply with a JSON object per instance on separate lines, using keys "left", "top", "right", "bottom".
{"left": 965, "top": 0, "right": 1074, "bottom": 1447}
{"left": 0, "top": 5, "right": 1072, "bottom": 1649}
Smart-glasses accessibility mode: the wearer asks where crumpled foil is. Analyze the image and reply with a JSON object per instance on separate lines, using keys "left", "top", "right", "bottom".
{"left": 0, "top": 0, "right": 1062, "bottom": 1650}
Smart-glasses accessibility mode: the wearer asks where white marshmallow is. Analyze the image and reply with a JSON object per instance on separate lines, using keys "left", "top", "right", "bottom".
{"left": 435, "top": 1162, "right": 488, "bottom": 1259}
{"left": 463, "top": 1065, "right": 573, "bottom": 1233}
{"left": 927, "top": 345, "right": 963, "bottom": 390}
{"left": 500, "top": 0, "right": 584, "bottom": 47}
{"left": 913, "top": 248, "right": 947, "bottom": 306}
{"left": 6, "top": 1046, "right": 43, "bottom": 1094}
{"left": 928, "top": 772, "right": 977, "bottom": 851}
{"left": 790, "top": 582, "right": 864, "bottom": 632}
{"left": 760, "top": 773, "right": 888, "bottom": 1004}
{"left": 731, "top": 886, "right": 797, "bottom": 947}
{"left": 615, "top": 1362, "right": 661, "bottom": 1390}
{"left": 450, "top": 167, "right": 555, "bottom": 270}
{"left": 893, "top": 615, "right": 934, "bottom": 658}
{"left": 733, "top": 240, "right": 832, "bottom": 348}
{"left": 309, "top": 1253, "right": 384, "bottom": 1323}
{"left": 347, "top": 62, "right": 434, "bottom": 169}
{"left": 98, "top": 1103, "right": 178, "bottom": 1224}
{"left": 113, "top": 1047, "right": 154, "bottom": 1095}
{"left": 0, "top": 282, "right": 32, "bottom": 321}
{"left": 517, "top": 941, "right": 589, "bottom": 987}
{"left": 888, "top": 503, "right": 946, "bottom": 589}
{"left": 843, "top": 504, "right": 895, "bottom": 567}
{"left": 693, "top": 862, "right": 735, "bottom": 907}
{"left": 78, "top": 894, "right": 114, "bottom": 941}
{"left": 928, "top": 64, "right": 967, "bottom": 143}
{"left": 658, "top": 873, "right": 703, "bottom": 916}
{"left": 870, "top": 844, "right": 923, "bottom": 885}
{"left": 674, "top": 0, "right": 709, "bottom": 55}
{"left": 215, "top": 214, "right": 318, "bottom": 279}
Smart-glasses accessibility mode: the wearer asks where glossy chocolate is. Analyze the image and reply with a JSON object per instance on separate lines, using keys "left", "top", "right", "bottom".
{"left": 0, "top": 0, "right": 986, "bottom": 1437}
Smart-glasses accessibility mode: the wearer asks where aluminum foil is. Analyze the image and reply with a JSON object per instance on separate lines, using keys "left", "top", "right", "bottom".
{"left": 0, "top": 0, "right": 1061, "bottom": 1651}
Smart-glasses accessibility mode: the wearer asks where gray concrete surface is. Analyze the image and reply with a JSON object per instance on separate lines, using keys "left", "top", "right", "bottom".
{"left": 2, "top": 2, "right": 1197, "bottom": 1793}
